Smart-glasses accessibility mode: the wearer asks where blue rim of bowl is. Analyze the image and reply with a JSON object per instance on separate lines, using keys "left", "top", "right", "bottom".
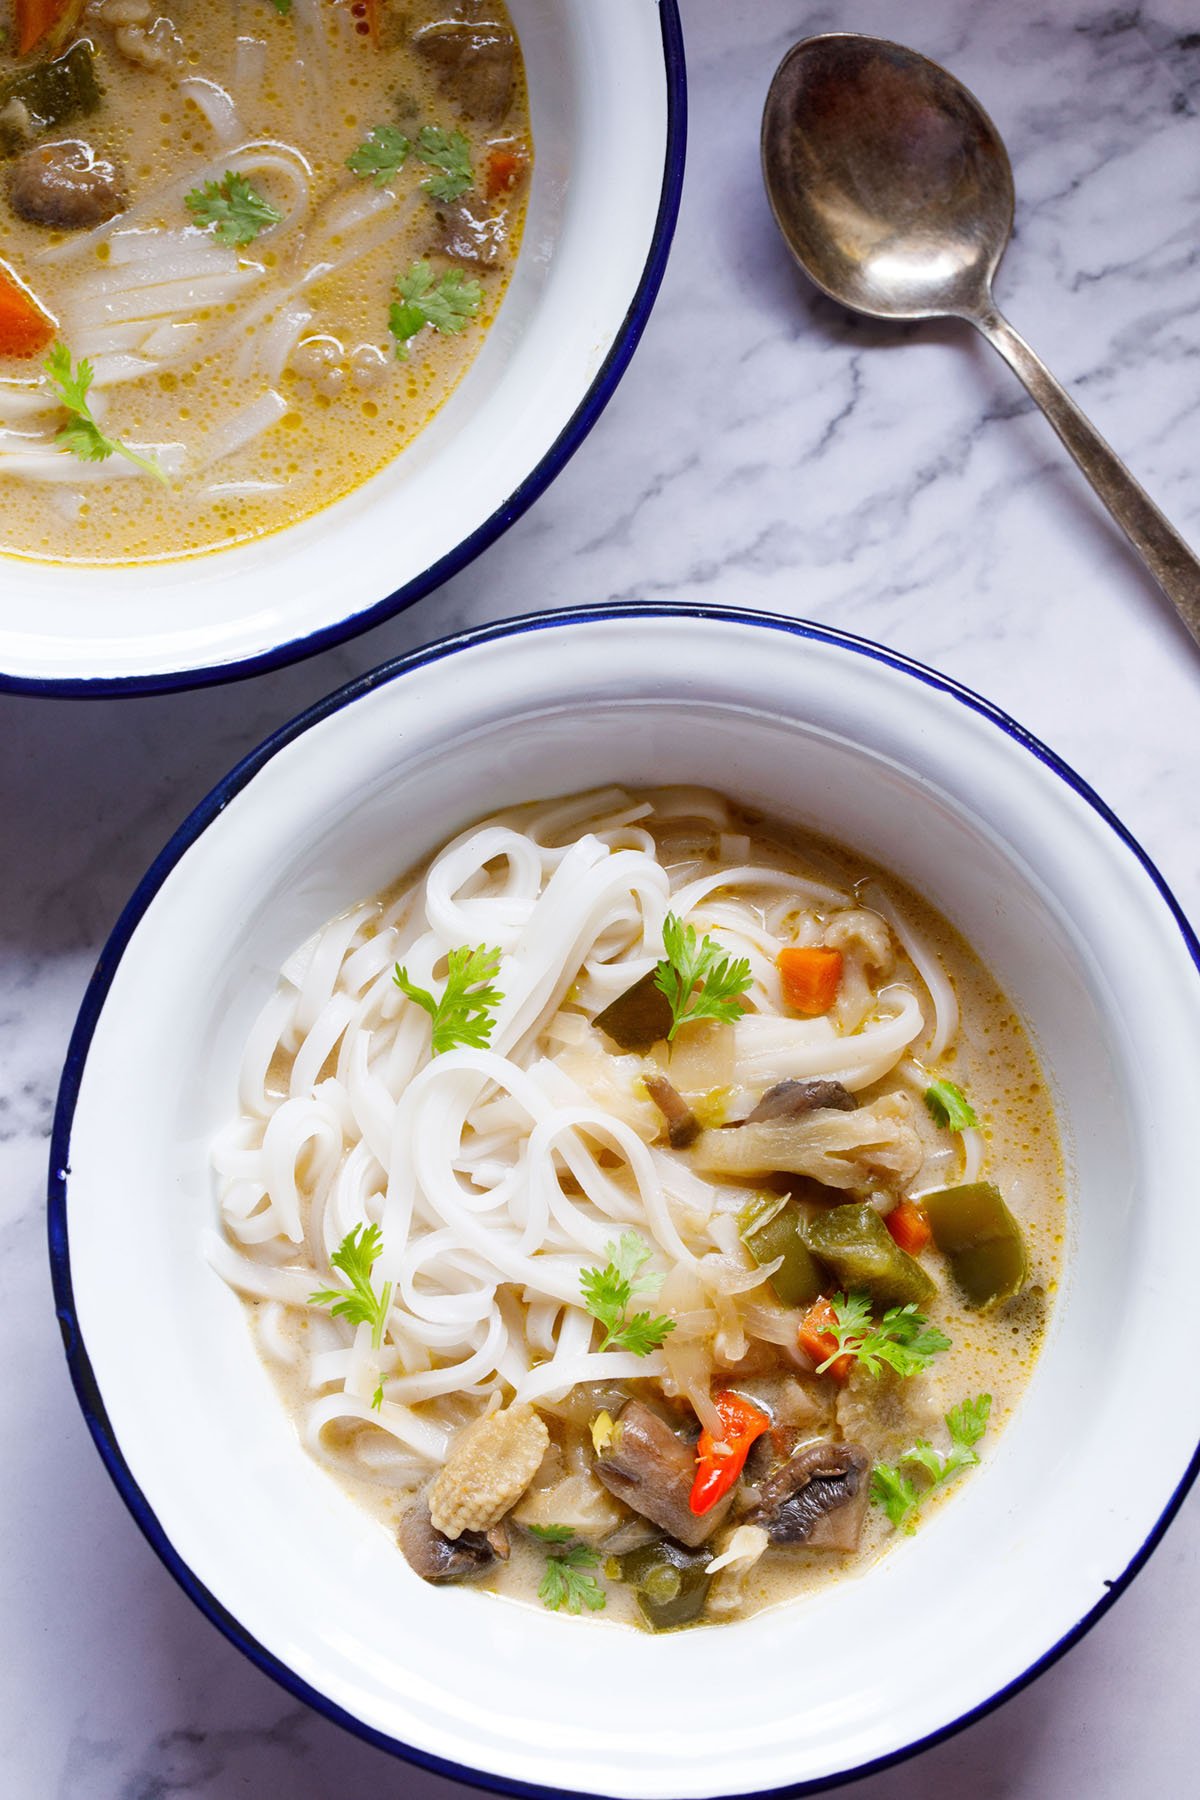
{"left": 48, "top": 603, "right": 1200, "bottom": 1798}
{"left": 1, "top": 4, "right": 687, "bottom": 700}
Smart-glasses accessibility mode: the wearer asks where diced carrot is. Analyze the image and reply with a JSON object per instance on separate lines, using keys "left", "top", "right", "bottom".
{"left": 486, "top": 145, "right": 528, "bottom": 200}
{"left": 798, "top": 1296, "right": 853, "bottom": 1384}
{"left": 14, "top": 0, "right": 83, "bottom": 56}
{"left": 778, "top": 945, "right": 843, "bottom": 1016}
{"left": 0, "top": 263, "right": 56, "bottom": 359}
{"left": 885, "top": 1199, "right": 932, "bottom": 1257}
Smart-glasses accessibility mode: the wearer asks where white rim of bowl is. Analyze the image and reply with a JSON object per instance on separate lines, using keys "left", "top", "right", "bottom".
{"left": 48, "top": 602, "right": 1200, "bottom": 1796}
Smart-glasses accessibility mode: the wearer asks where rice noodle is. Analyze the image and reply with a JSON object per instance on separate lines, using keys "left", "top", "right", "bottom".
{"left": 179, "top": 77, "right": 244, "bottom": 146}
{"left": 210, "top": 790, "right": 942, "bottom": 1487}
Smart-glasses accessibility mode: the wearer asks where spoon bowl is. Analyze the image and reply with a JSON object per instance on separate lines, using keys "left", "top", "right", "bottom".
{"left": 762, "top": 33, "right": 1200, "bottom": 642}
{"left": 763, "top": 35, "right": 1014, "bottom": 320}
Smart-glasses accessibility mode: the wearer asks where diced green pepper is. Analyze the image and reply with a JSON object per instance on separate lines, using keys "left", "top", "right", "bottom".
{"left": 0, "top": 44, "right": 101, "bottom": 158}
{"left": 741, "top": 1194, "right": 825, "bottom": 1308}
{"left": 922, "top": 1182, "right": 1028, "bottom": 1307}
{"left": 617, "top": 1540, "right": 712, "bottom": 1631}
{"left": 804, "top": 1201, "right": 936, "bottom": 1308}
{"left": 592, "top": 970, "right": 672, "bottom": 1051}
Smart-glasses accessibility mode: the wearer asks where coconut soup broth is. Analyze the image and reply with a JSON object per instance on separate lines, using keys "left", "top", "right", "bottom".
{"left": 0, "top": 1, "right": 529, "bottom": 562}
{"left": 218, "top": 791, "right": 1064, "bottom": 1632}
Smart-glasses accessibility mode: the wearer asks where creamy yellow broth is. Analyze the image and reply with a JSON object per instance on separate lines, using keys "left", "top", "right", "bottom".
{"left": 0, "top": 0, "right": 528, "bottom": 562}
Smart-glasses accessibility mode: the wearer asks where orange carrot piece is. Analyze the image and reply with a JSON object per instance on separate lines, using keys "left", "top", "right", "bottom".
{"left": 778, "top": 945, "right": 843, "bottom": 1016}
{"left": 0, "top": 263, "right": 56, "bottom": 359}
{"left": 885, "top": 1199, "right": 932, "bottom": 1257}
{"left": 798, "top": 1296, "right": 853, "bottom": 1384}
{"left": 486, "top": 145, "right": 528, "bottom": 200}
{"left": 15, "top": 0, "right": 80, "bottom": 56}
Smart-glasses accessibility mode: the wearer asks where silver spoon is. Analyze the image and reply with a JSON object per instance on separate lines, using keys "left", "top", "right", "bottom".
{"left": 762, "top": 32, "right": 1200, "bottom": 645}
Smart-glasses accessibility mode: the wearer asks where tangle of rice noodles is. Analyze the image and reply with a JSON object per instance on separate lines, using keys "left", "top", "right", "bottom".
{"left": 211, "top": 789, "right": 965, "bottom": 1490}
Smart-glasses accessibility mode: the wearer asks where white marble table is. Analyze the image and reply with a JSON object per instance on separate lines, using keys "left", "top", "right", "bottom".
{"left": 3, "top": 1, "right": 1198, "bottom": 1794}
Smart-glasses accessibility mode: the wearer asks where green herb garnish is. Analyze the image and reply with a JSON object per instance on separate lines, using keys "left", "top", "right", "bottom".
{"left": 43, "top": 343, "right": 168, "bottom": 484}
{"left": 653, "top": 912, "right": 752, "bottom": 1041}
{"left": 815, "top": 1292, "right": 952, "bottom": 1380}
{"left": 870, "top": 1393, "right": 992, "bottom": 1532}
{"left": 580, "top": 1231, "right": 675, "bottom": 1357}
{"left": 371, "top": 1376, "right": 385, "bottom": 1412}
{"left": 347, "top": 124, "right": 411, "bottom": 187}
{"left": 388, "top": 259, "right": 483, "bottom": 359}
{"left": 309, "top": 1223, "right": 393, "bottom": 1351}
{"left": 531, "top": 1527, "right": 607, "bottom": 1614}
{"left": 395, "top": 942, "right": 502, "bottom": 1054}
{"left": 269, "top": 0, "right": 291, "bottom": 14}
{"left": 414, "top": 124, "right": 474, "bottom": 200}
{"left": 185, "top": 171, "right": 282, "bottom": 247}
{"left": 924, "top": 1078, "right": 979, "bottom": 1131}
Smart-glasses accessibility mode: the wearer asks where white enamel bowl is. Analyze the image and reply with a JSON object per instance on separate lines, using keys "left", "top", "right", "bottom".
{"left": 0, "top": 3, "right": 684, "bottom": 695}
{"left": 51, "top": 608, "right": 1200, "bottom": 1796}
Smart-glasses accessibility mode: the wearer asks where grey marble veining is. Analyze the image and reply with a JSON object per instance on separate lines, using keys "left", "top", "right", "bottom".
{"left": 3, "top": 1, "right": 1198, "bottom": 1795}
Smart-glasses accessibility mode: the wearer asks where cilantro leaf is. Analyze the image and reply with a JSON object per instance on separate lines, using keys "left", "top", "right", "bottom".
{"left": 527, "top": 1523, "right": 575, "bottom": 1545}
{"left": 580, "top": 1231, "right": 675, "bottom": 1357}
{"left": 309, "top": 1223, "right": 394, "bottom": 1350}
{"left": 347, "top": 124, "right": 410, "bottom": 187}
{"left": 869, "top": 1460, "right": 922, "bottom": 1532}
{"left": 871, "top": 1393, "right": 993, "bottom": 1533}
{"left": 414, "top": 124, "right": 474, "bottom": 201}
{"left": 394, "top": 942, "right": 502, "bottom": 1055}
{"left": 42, "top": 342, "right": 168, "bottom": 485}
{"left": 535, "top": 1536, "right": 606, "bottom": 1614}
{"left": 185, "top": 171, "right": 282, "bottom": 247}
{"left": 652, "top": 912, "right": 752, "bottom": 1042}
{"left": 924, "top": 1078, "right": 979, "bottom": 1132}
{"left": 371, "top": 1376, "right": 384, "bottom": 1412}
{"left": 815, "top": 1292, "right": 952, "bottom": 1379}
{"left": 388, "top": 259, "right": 483, "bottom": 359}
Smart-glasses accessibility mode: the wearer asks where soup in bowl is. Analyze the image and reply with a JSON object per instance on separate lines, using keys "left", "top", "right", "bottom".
{"left": 0, "top": 3, "right": 684, "bottom": 688}
{"left": 51, "top": 608, "right": 1200, "bottom": 1796}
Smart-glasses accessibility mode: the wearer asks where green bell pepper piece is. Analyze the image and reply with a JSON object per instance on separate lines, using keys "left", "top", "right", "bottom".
{"left": 618, "top": 1540, "right": 712, "bottom": 1631}
{"left": 804, "top": 1201, "right": 936, "bottom": 1308}
{"left": 922, "top": 1182, "right": 1028, "bottom": 1307}
{"left": 741, "top": 1194, "right": 825, "bottom": 1307}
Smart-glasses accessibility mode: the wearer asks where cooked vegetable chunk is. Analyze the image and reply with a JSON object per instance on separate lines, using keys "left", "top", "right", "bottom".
{"left": 742, "top": 1195, "right": 825, "bottom": 1307}
{"left": 595, "top": 1400, "right": 731, "bottom": 1547}
{"left": 593, "top": 969, "right": 672, "bottom": 1051}
{"left": 805, "top": 1202, "right": 937, "bottom": 1308}
{"left": 643, "top": 1072, "right": 700, "bottom": 1148}
{"left": 398, "top": 1497, "right": 495, "bottom": 1582}
{"left": 413, "top": 16, "right": 516, "bottom": 122}
{"left": 922, "top": 1181, "right": 1028, "bottom": 1307}
{"left": 690, "top": 1096, "right": 923, "bottom": 1193}
{"left": 9, "top": 138, "right": 125, "bottom": 228}
{"left": 618, "top": 1539, "right": 712, "bottom": 1631}
{"left": 0, "top": 43, "right": 100, "bottom": 157}
{"left": 745, "top": 1078, "right": 857, "bottom": 1121}
{"left": 749, "top": 1438, "right": 870, "bottom": 1548}
{"left": 427, "top": 1401, "right": 548, "bottom": 1539}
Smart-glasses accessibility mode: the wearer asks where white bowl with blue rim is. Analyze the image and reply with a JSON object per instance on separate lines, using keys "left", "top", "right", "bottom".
{"left": 0, "top": 3, "right": 685, "bottom": 696}
{"left": 50, "top": 605, "right": 1200, "bottom": 1796}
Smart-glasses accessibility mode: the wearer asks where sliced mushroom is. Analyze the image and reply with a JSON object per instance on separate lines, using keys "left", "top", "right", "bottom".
{"left": 748, "top": 1438, "right": 870, "bottom": 1549}
{"left": 428, "top": 194, "right": 507, "bottom": 268}
{"left": 398, "top": 1497, "right": 495, "bottom": 1583}
{"left": 689, "top": 1094, "right": 924, "bottom": 1193}
{"left": 413, "top": 16, "right": 516, "bottom": 123}
{"left": 744, "top": 1078, "right": 857, "bottom": 1122}
{"left": 9, "top": 139, "right": 126, "bottom": 229}
{"left": 594, "top": 1399, "right": 731, "bottom": 1548}
{"left": 643, "top": 1073, "right": 700, "bottom": 1149}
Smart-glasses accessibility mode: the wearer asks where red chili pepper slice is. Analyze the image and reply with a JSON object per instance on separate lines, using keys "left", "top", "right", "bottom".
{"left": 688, "top": 1389, "right": 770, "bottom": 1516}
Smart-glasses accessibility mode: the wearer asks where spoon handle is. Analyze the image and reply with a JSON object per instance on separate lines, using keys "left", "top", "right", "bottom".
{"left": 972, "top": 307, "right": 1200, "bottom": 646}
